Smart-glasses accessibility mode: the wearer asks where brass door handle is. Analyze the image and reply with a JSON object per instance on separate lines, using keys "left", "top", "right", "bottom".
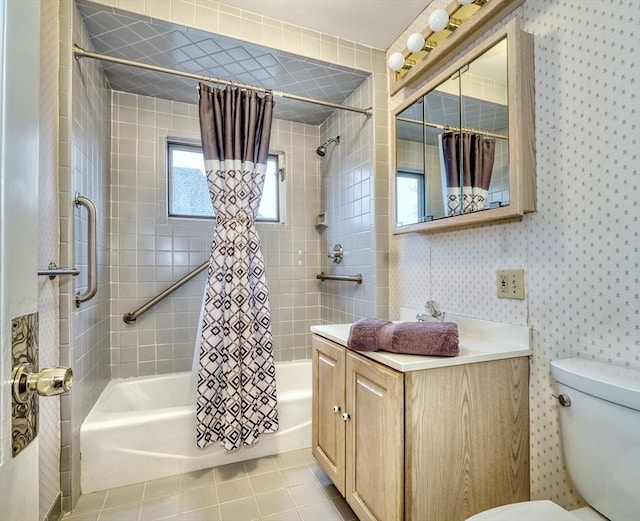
{"left": 12, "top": 363, "right": 73, "bottom": 403}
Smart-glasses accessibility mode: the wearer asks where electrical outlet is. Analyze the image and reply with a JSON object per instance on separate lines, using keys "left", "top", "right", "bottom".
{"left": 497, "top": 269, "right": 525, "bottom": 300}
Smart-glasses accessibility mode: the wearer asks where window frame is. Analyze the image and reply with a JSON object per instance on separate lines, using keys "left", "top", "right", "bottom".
{"left": 167, "top": 140, "right": 285, "bottom": 223}
{"left": 396, "top": 169, "right": 426, "bottom": 226}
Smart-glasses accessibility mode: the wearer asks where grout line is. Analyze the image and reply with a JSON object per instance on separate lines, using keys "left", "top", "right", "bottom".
{"left": 66, "top": 448, "right": 354, "bottom": 521}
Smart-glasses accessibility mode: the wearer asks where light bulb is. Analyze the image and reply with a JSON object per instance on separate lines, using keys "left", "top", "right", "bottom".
{"left": 407, "top": 33, "right": 426, "bottom": 53}
{"left": 428, "top": 8, "right": 450, "bottom": 32}
{"left": 458, "top": 0, "right": 475, "bottom": 4}
{"left": 388, "top": 52, "right": 406, "bottom": 71}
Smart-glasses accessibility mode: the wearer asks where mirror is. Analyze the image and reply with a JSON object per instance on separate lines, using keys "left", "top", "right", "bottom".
{"left": 392, "top": 19, "right": 535, "bottom": 233}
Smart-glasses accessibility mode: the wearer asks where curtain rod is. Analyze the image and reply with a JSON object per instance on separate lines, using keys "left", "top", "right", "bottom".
{"left": 397, "top": 115, "right": 508, "bottom": 140}
{"left": 73, "top": 45, "right": 373, "bottom": 119}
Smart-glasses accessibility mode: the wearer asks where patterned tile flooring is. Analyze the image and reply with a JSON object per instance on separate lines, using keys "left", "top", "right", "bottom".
{"left": 62, "top": 448, "right": 358, "bottom": 521}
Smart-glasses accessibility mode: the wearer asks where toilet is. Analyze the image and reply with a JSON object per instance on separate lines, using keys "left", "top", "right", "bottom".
{"left": 467, "top": 357, "right": 640, "bottom": 521}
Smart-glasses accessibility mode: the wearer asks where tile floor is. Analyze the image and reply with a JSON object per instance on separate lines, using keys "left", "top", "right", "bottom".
{"left": 62, "top": 448, "right": 358, "bottom": 521}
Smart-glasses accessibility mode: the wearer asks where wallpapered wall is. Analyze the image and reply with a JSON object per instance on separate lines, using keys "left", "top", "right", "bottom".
{"left": 387, "top": 0, "right": 639, "bottom": 509}
{"left": 38, "top": 0, "right": 62, "bottom": 518}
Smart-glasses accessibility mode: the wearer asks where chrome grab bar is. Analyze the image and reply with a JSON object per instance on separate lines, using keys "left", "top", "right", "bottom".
{"left": 38, "top": 261, "right": 80, "bottom": 280}
{"left": 123, "top": 261, "right": 209, "bottom": 324}
{"left": 74, "top": 193, "right": 97, "bottom": 307}
{"left": 316, "top": 272, "right": 363, "bottom": 284}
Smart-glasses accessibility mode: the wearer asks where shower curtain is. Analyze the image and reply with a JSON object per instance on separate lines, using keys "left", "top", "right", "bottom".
{"left": 195, "top": 83, "right": 278, "bottom": 451}
{"left": 440, "top": 131, "right": 496, "bottom": 215}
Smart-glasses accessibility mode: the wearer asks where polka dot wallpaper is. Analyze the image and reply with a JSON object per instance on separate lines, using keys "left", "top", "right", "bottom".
{"left": 38, "top": 0, "right": 62, "bottom": 518}
{"left": 388, "top": 0, "right": 639, "bottom": 510}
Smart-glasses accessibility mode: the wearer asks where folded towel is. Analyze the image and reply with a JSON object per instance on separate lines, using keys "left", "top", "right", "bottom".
{"left": 347, "top": 318, "right": 392, "bottom": 351}
{"left": 347, "top": 318, "right": 459, "bottom": 357}
{"left": 378, "top": 321, "right": 459, "bottom": 357}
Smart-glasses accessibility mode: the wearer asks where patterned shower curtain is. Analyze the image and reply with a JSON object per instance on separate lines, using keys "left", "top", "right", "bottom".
{"left": 440, "top": 131, "right": 496, "bottom": 215}
{"left": 195, "top": 83, "right": 278, "bottom": 451}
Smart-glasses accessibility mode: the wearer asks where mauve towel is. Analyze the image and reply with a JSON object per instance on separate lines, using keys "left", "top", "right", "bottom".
{"left": 347, "top": 318, "right": 392, "bottom": 351}
{"left": 377, "top": 321, "right": 459, "bottom": 356}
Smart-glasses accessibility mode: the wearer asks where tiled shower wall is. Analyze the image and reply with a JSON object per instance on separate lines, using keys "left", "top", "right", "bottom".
{"left": 319, "top": 72, "right": 390, "bottom": 323}
{"left": 87, "top": 0, "right": 390, "bottom": 337}
{"left": 388, "top": 0, "right": 639, "bottom": 510}
{"left": 58, "top": 0, "right": 111, "bottom": 510}
{"left": 319, "top": 76, "right": 376, "bottom": 322}
{"left": 110, "top": 91, "right": 322, "bottom": 378}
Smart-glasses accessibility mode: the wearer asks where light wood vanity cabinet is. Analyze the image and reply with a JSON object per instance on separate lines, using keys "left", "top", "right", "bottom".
{"left": 312, "top": 334, "right": 530, "bottom": 521}
{"left": 312, "top": 335, "right": 404, "bottom": 521}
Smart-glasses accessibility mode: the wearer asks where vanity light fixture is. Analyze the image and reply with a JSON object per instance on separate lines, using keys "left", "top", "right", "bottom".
{"left": 428, "top": 8, "right": 462, "bottom": 32}
{"left": 387, "top": 0, "right": 485, "bottom": 75}
{"left": 388, "top": 52, "right": 416, "bottom": 71}
{"left": 407, "top": 33, "right": 437, "bottom": 54}
{"left": 388, "top": 0, "right": 524, "bottom": 95}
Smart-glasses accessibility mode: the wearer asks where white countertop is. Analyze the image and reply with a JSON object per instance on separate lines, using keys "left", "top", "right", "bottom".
{"left": 310, "top": 314, "right": 531, "bottom": 372}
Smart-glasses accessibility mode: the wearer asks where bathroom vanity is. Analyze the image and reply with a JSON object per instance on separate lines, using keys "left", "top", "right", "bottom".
{"left": 311, "top": 320, "right": 531, "bottom": 521}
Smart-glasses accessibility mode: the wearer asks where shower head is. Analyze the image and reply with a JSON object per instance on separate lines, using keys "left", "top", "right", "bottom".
{"left": 316, "top": 136, "right": 340, "bottom": 157}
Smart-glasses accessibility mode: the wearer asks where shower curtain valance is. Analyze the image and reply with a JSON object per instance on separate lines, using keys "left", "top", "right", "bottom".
{"left": 195, "top": 83, "right": 278, "bottom": 451}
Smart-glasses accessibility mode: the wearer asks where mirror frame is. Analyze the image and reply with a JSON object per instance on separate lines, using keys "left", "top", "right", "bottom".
{"left": 391, "top": 18, "right": 535, "bottom": 234}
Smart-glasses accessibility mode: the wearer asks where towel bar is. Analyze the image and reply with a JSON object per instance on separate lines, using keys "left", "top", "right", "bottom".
{"left": 38, "top": 262, "right": 80, "bottom": 280}
{"left": 316, "top": 272, "right": 363, "bottom": 284}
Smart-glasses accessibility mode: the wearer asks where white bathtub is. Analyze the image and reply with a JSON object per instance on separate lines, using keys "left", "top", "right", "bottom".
{"left": 80, "top": 360, "right": 311, "bottom": 493}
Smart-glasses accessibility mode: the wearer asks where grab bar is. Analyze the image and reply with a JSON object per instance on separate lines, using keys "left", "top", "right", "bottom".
{"left": 74, "top": 193, "right": 97, "bottom": 308}
{"left": 38, "top": 261, "right": 80, "bottom": 280}
{"left": 316, "top": 272, "right": 363, "bottom": 285}
{"left": 123, "top": 260, "right": 209, "bottom": 324}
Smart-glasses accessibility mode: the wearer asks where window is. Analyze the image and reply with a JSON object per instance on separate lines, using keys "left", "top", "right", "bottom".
{"left": 396, "top": 170, "right": 425, "bottom": 226}
{"left": 167, "top": 141, "right": 283, "bottom": 222}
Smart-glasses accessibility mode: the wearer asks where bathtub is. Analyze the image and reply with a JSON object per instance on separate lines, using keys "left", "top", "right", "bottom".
{"left": 80, "top": 360, "right": 311, "bottom": 493}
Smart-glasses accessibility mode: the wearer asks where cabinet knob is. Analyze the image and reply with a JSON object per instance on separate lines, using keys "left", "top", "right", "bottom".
{"left": 342, "top": 412, "right": 350, "bottom": 421}
{"left": 333, "top": 405, "right": 341, "bottom": 413}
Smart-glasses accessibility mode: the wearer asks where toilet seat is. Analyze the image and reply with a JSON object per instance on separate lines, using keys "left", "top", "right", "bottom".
{"left": 466, "top": 500, "right": 581, "bottom": 521}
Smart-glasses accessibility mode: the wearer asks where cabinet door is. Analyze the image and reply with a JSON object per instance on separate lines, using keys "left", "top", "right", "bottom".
{"left": 312, "top": 335, "right": 346, "bottom": 495}
{"left": 345, "top": 352, "right": 404, "bottom": 521}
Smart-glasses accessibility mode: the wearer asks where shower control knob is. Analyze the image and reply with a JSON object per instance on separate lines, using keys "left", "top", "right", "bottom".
{"left": 12, "top": 363, "right": 73, "bottom": 404}
{"left": 342, "top": 413, "right": 351, "bottom": 421}
{"left": 333, "top": 405, "right": 341, "bottom": 413}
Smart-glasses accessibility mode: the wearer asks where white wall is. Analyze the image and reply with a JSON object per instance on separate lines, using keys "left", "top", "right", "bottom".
{"left": 0, "top": 1, "right": 41, "bottom": 520}
{"left": 387, "top": 0, "right": 640, "bottom": 509}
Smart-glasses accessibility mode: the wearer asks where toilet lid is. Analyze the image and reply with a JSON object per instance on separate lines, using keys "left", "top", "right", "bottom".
{"left": 466, "top": 500, "right": 582, "bottom": 521}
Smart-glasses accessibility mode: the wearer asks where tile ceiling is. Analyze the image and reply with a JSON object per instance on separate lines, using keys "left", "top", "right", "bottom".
{"left": 75, "top": 0, "right": 370, "bottom": 125}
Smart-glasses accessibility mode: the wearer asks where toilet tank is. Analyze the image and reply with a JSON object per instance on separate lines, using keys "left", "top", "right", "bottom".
{"left": 551, "top": 358, "right": 640, "bottom": 521}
